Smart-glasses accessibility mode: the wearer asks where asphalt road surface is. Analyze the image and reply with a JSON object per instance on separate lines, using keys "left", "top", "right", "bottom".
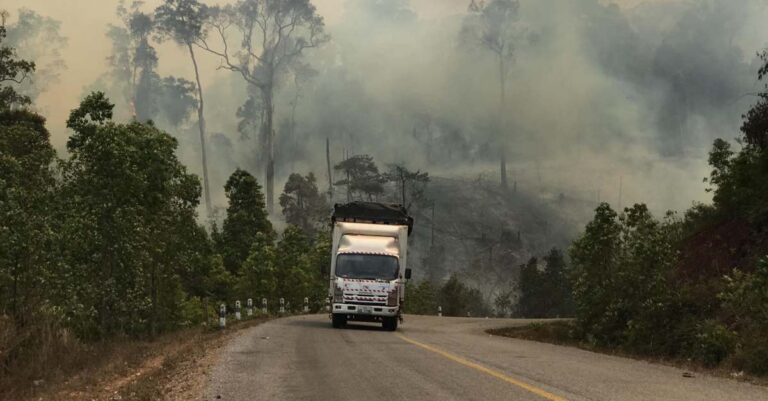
{"left": 205, "top": 315, "right": 768, "bottom": 401}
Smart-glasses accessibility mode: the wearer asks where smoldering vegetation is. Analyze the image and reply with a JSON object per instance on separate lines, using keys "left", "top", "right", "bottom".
{"left": 4, "top": 0, "right": 768, "bottom": 296}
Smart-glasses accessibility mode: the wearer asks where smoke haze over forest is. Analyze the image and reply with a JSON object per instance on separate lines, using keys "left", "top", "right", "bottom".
{"left": 5, "top": 0, "right": 768, "bottom": 216}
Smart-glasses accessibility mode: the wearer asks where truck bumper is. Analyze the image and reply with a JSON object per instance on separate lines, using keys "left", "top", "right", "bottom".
{"left": 332, "top": 303, "right": 398, "bottom": 319}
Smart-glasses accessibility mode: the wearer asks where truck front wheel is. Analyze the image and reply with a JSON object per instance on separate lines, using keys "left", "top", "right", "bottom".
{"left": 332, "top": 314, "right": 347, "bottom": 328}
{"left": 382, "top": 316, "right": 398, "bottom": 331}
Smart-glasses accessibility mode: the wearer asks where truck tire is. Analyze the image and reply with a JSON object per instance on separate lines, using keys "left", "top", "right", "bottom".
{"left": 332, "top": 314, "right": 346, "bottom": 328}
{"left": 382, "top": 317, "right": 398, "bottom": 331}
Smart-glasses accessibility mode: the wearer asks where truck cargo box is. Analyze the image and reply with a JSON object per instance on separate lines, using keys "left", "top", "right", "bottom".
{"left": 332, "top": 201, "right": 413, "bottom": 234}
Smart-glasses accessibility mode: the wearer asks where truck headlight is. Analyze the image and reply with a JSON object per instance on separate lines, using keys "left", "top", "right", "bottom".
{"left": 334, "top": 285, "right": 343, "bottom": 303}
{"left": 387, "top": 290, "right": 398, "bottom": 306}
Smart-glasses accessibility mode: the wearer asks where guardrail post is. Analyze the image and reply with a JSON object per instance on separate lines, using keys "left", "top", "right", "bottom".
{"left": 262, "top": 298, "right": 268, "bottom": 314}
{"left": 279, "top": 297, "right": 285, "bottom": 314}
{"left": 235, "top": 300, "right": 242, "bottom": 320}
{"left": 438, "top": 306, "right": 442, "bottom": 317}
{"left": 219, "top": 303, "right": 227, "bottom": 328}
{"left": 247, "top": 298, "right": 253, "bottom": 317}
{"left": 304, "top": 297, "right": 309, "bottom": 313}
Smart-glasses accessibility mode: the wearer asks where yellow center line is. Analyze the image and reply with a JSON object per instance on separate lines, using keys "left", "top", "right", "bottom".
{"left": 395, "top": 333, "right": 569, "bottom": 401}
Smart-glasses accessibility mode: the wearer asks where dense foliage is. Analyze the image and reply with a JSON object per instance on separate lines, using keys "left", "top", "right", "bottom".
{"left": 566, "top": 52, "right": 768, "bottom": 374}
{"left": 406, "top": 275, "right": 491, "bottom": 317}
{"left": 517, "top": 249, "right": 573, "bottom": 318}
{"left": 1, "top": 83, "right": 329, "bottom": 383}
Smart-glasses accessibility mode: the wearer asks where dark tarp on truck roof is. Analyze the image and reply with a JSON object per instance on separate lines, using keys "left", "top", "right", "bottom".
{"left": 332, "top": 202, "right": 414, "bottom": 234}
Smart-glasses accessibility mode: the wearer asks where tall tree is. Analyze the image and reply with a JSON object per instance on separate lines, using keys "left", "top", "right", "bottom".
{"left": 384, "top": 164, "right": 429, "bottom": 209}
{"left": 3, "top": 9, "right": 67, "bottom": 104}
{"left": 0, "top": 108, "right": 56, "bottom": 326}
{"left": 462, "top": 0, "right": 520, "bottom": 188}
{"left": 334, "top": 154, "right": 385, "bottom": 201}
{"left": 201, "top": 0, "right": 329, "bottom": 213}
{"left": 61, "top": 92, "right": 204, "bottom": 338}
{"left": 157, "top": 76, "right": 198, "bottom": 128}
{"left": 0, "top": 20, "right": 35, "bottom": 110}
{"left": 155, "top": 0, "right": 213, "bottom": 219}
{"left": 279, "top": 172, "right": 328, "bottom": 236}
{"left": 218, "top": 169, "right": 275, "bottom": 274}
{"left": 517, "top": 257, "right": 542, "bottom": 317}
{"left": 740, "top": 50, "right": 768, "bottom": 151}
{"left": 541, "top": 248, "right": 574, "bottom": 317}
{"left": 104, "top": 1, "right": 160, "bottom": 121}
{"left": 282, "top": 62, "right": 317, "bottom": 172}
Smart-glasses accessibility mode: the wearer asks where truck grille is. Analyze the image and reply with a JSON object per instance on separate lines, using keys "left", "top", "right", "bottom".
{"left": 343, "top": 293, "right": 387, "bottom": 305}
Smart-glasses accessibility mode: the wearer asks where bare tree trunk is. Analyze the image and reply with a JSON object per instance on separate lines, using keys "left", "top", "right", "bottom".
{"left": 401, "top": 176, "right": 406, "bottom": 207}
{"left": 188, "top": 44, "right": 212, "bottom": 220}
{"left": 498, "top": 55, "right": 508, "bottom": 189}
{"left": 289, "top": 89, "right": 300, "bottom": 173}
{"left": 326, "top": 138, "right": 333, "bottom": 202}
{"left": 150, "top": 263, "right": 157, "bottom": 338}
{"left": 263, "top": 86, "right": 275, "bottom": 213}
{"left": 345, "top": 150, "right": 351, "bottom": 202}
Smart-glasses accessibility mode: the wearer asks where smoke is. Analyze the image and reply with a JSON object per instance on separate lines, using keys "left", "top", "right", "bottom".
{"left": 5, "top": 0, "right": 768, "bottom": 218}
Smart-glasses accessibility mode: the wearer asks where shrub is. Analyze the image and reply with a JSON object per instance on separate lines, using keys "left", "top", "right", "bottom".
{"left": 690, "top": 320, "right": 735, "bottom": 367}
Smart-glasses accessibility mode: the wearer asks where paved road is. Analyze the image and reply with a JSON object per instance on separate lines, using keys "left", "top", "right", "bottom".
{"left": 205, "top": 315, "right": 768, "bottom": 401}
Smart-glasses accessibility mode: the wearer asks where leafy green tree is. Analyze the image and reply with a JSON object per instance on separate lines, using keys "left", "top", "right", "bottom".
{"left": 383, "top": 164, "right": 429, "bottom": 208}
{"left": 494, "top": 290, "right": 513, "bottom": 317}
{"left": 157, "top": 76, "right": 197, "bottom": 128}
{"left": 438, "top": 274, "right": 489, "bottom": 317}
{"left": 274, "top": 226, "right": 313, "bottom": 311}
{"left": 3, "top": 9, "right": 67, "bottom": 104}
{"left": 569, "top": 203, "right": 623, "bottom": 344}
{"left": 541, "top": 248, "right": 574, "bottom": 317}
{"left": 406, "top": 280, "right": 438, "bottom": 315}
{"left": 0, "top": 108, "right": 56, "bottom": 326}
{"left": 0, "top": 23, "right": 35, "bottom": 109}
{"left": 219, "top": 169, "right": 275, "bottom": 274}
{"left": 201, "top": 0, "right": 329, "bottom": 212}
{"left": 128, "top": 10, "right": 159, "bottom": 122}
{"left": 742, "top": 51, "right": 768, "bottom": 150}
{"left": 237, "top": 232, "right": 277, "bottom": 303}
{"left": 279, "top": 172, "right": 328, "bottom": 236}
{"left": 334, "top": 154, "right": 385, "bottom": 201}
{"left": 155, "top": 0, "right": 213, "bottom": 218}
{"left": 517, "top": 257, "right": 543, "bottom": 317}
{"left": 720, "top": 258, "right": 768, "bottom": 374}
{"left": 570, "top": 203, "right": 681, "bottom": 348}
{"left": 60, "top": 92, "right": 205, "bottom": 338}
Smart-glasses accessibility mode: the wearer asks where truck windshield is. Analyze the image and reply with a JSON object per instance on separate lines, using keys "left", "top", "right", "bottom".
{"left": 335, "top": 254, "right": 399, "bottom": 280}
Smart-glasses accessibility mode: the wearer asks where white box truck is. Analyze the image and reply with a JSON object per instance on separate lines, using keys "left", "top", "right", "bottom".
{"left": 329, "top": 202, "right": 413, "bottom": 331}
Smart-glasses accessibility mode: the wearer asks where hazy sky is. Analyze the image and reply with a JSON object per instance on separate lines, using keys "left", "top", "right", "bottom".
{"left": 3, "top": 0, "right": 667, "bottom": 148}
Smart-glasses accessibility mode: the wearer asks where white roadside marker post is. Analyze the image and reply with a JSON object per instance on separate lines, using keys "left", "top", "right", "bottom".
{"left": 235, "top": 300, "right": 242, "bottom": 321}
{"left": 247, "top": 298, "right": 253, "bottom": 317}
{"left": 279, "top": 297, "right": 285, "bottom": 314}
{"left": 219, "top": 303, "right": 227, "bottom": 328}
{"left": 438, "top": 306, "right": 442, "bottom": 317}
{"left": 325, "top": 298, "right": 330, "bottom": 312}
{"left": 262, "top": 298, "right": 268, "bottom": 314}
{"left": 304, "top": 297, "right": 309, "bottom": 313}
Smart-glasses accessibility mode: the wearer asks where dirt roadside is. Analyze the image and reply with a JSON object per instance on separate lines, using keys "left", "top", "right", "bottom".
{"left": 18, "top": 318, "right": 269, "bottom": 401}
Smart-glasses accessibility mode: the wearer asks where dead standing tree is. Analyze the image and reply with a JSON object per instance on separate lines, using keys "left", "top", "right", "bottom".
{"left": 199, "top": 0, "right": 328, "bottom": 213}
{"left": 461, "top": 0, "right": 520, "bottom": 189}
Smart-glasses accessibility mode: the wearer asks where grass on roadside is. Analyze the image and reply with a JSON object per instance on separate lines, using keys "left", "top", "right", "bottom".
{"left": 487, "top": 321, "right": 768, "bottom": 387}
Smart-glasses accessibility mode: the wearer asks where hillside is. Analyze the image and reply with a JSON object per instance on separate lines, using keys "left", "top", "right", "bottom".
{"left": 407, "top": 176, "right": 593, "bottom": 295}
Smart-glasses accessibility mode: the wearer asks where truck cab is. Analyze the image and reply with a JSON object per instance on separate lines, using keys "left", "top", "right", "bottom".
{"left": 329, "top": 202, "right": 413, "bottom": 331}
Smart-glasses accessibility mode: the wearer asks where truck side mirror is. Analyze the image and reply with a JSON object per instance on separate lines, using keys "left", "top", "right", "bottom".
{"left": 404, "top": 268, "right": 412, "bottom": 280}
